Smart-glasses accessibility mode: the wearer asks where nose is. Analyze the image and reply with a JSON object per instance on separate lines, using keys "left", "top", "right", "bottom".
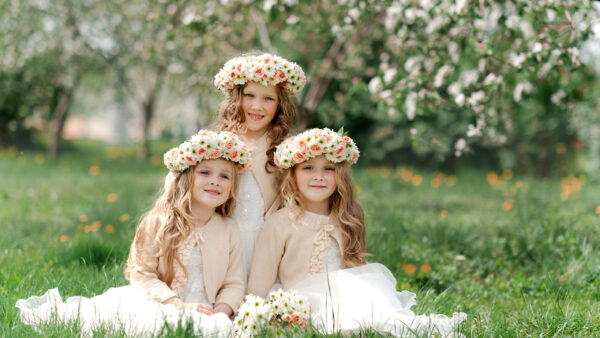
{"left": 250, "top": 98, "right": 263, "bottom": 111}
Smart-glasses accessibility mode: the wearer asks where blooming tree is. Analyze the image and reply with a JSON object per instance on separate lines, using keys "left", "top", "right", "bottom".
{"left": 366, "top": 0, "right": 599, "bottom": 171}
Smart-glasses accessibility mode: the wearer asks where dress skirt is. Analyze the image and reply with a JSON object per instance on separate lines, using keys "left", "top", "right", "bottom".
{"left": 15, "top": 285, "right": 232, "bottom": 336}
{"left": 290, "top": 263, "right": 466, "bottom": 337}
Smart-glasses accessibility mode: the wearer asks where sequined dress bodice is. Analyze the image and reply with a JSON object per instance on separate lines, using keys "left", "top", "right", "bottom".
{"left": 230, "top": 171, "right": 265, "bottom": 281}
{"left": 182, "top": 247, "right": 210, "bottom": 304}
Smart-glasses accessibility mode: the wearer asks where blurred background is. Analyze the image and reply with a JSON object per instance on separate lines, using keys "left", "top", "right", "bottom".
{"left": 1, "top": 0, "right": 600, "bottom": 175}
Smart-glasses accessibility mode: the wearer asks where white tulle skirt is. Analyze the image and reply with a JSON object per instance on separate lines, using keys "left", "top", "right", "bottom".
{"left": 15, "top": 285, "right": 233, "bottom": 337}
{"left": 291, "top": 263, "right": 467, "bottom": 337}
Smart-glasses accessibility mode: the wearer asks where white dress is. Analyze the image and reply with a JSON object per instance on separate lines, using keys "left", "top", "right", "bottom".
{"left": 15, "top": 246, "right": 233, "bottom": 337}
{"left": 230, "top": 170, "right": 265, "bottom": 281}
{"left": 291, "top": 212, "right": 467, "bottom": 337}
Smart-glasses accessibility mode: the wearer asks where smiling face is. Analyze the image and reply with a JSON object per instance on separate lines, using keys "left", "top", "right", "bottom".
{"left": 294, "top": 156, "right": 338, "bottom": 214}
{"left": 191, "top": 159, "right": 234, "bottom": 212}
{"left": 240, "top": 81, "right": 279, "bottom": 138}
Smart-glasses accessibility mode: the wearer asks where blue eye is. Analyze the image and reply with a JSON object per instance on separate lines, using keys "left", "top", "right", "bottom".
{"left": 244, "top": 93, "right": 254, "bottom": 98}
{"left": 325, "top": 167, "right": 335, "bottom": 171}
{"left": 220, "top": 174, "right": 230, "bottom": 180}
{"left": 266, "top": 97, "right": 275, "bottom": 101}
{"left": 199, "top": 170, "right": 209, "bottom": 175}
{"left": 302, "top": 166, "right": 312, "bottom": 170}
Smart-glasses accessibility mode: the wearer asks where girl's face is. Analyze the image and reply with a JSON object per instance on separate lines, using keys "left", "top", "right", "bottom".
{"left": 294, "top": 156, "right": 337, "bottom": 212}
{"left": 241, "top": 81, "right": 279, "bottom": 136}
{"left": 191, "top": 159, "right": 234, "bottom": 211}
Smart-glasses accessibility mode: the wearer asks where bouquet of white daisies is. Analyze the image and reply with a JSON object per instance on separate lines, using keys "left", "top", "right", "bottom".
{"left": 234, "top": 289, "right": 310, "bottom": 337}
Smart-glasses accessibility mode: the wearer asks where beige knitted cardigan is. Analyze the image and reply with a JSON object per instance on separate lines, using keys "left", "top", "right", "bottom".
{"left": 246, "top": 206, "right": 346, "bottom": 298}
{"left": 127, "top": 213, "right": 244, "bottom": 310}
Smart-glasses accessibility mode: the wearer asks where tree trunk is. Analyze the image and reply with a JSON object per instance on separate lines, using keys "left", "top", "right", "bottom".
{"left": 138, "top": 65, "right": 166, "bottom": 160}
{"left": 299, "top": 37, "right": 344, "bottom": 129}
{"left": 48, "top": 80, "right": 78, "bottom": 160}
{"left": 112, "top": 66, "right": 130, "bottom": 144}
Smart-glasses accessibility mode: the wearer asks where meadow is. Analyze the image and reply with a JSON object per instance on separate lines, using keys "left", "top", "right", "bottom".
{"left": 1, "top": 141, "right": 599, "bottom": 336}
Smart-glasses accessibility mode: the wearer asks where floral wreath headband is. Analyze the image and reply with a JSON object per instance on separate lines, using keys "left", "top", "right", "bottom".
{"left": 164, "top": 130, "right": 252, "bottom": 173}
{"left": 213, "top": 53, "right": 306, "bottom": 96}
{"left": 274, "top": 128, "right": 360, "bottom": 169}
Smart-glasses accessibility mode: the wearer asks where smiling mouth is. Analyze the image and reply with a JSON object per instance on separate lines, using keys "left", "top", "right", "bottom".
{"left": 309, "top": 185, "right": 327, "bottom": 189}
{"left": 247, "top": 112, "right": 264, "bottom": 121}
{"left": 204, "top": 189, "right": 221, "bottom": 195}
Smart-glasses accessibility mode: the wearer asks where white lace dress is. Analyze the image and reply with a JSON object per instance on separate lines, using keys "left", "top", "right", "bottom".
{"left": 15, "top": 246, "right": 232, "bottom": 336}
{"left": 290, "top": 212, "right": 467, "bottom": 337}
{"left": 230, "top": 170, "right": 265, "bottom": 281}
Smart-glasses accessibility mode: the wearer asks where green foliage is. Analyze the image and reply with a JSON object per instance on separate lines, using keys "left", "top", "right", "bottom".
{"left": 1, "top": 141, "right": 600, "bottom": 336}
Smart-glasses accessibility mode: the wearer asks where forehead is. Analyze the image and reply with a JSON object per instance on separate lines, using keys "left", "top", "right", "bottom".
{"left": 302, "top": 155, "right": 332, "bottom": 166}
{"left": 243, "top": 81, "right": 278, "bottom": 96}
{"left": 195, "top": 159, "right": 233, "bottom": 171}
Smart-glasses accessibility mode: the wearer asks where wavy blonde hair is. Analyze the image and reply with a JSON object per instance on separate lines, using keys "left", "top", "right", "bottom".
{"left": 280, "top": 162, "right": 367, "bottom": 267}
{"left": 218, "top": 83, "right": 297, "bottom": 174}
{"left": 125, "top": 162, "right": 238, "bottom": 286}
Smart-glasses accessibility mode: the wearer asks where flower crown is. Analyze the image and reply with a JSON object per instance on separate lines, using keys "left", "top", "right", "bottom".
{"left": 164, "top": 130, "right": 252, "bottom": 173}
{"left": 274, "top": 128, "right": 360, "bottom": 169}
{"left": 214, "top": 53, "right": 306, "bottom": 96}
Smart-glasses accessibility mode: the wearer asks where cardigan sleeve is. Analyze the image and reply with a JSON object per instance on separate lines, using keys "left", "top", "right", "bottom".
{"left": 246, "top": 213, "right": 286, "bottom": 298}
{"left": 127, "top": 224, "right": 178, "bottom": 303}
{"left": 214, "top": 220, "right": 245, "bottom": 311}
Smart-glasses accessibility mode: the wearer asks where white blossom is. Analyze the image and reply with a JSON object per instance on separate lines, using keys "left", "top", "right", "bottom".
{"left": 455, "top": 93, "right": 465, "bottom": 106}
{"left": 513, "top": 81, "right": 533, "bottom": 102}
{"left": 434, "top": 65, "right": 453, "bottom": 88}
{"left": 368, "top": 77, "right": 383, "bottom": 94}
{"left": 383, "top": 68, "right": 397, "bottom": 84}
{"left": 460, "top": 69, "right": 479, "bottom": 87}
{"left": 404, "top": 55, "right": 423, "bottom": 74}
{"left": 405, "top": 92, "right": 418, "bottom": 120}
{"left": 509, "top": 53, "right": 526, "bottom": 68}
{"left": 467, "top": 90, "right": 485, "bottom": 106}
{"left": 551, "top": 90, "right": 567, "bottom": 104}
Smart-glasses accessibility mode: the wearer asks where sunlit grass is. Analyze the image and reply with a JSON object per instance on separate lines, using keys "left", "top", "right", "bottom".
{"left": 1, "top": 142, "right": 599, "bottom": 336}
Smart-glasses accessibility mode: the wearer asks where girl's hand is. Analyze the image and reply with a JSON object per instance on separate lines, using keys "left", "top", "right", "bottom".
{"left": 162, "top": 297, "right": 214, "bottom": 315}
{"left": 182, "top": 302, "right": 214, "bottom": 315}
{"left": 213, "top": 303, "right": 233, "bottom": 317}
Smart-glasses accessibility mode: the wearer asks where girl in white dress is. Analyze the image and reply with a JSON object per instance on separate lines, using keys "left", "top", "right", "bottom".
{"left": 247, "top": 128, "right": 467, "bottom": 337}
{"left": 15, "top": 130, "right": 250, "bottom": 336}
{"left": 214, "top": 52, "right": 306, "bottom": 281}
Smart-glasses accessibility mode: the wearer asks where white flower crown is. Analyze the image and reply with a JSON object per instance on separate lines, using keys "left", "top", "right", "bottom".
{"left": 274, "top": 128, "right": 360, "bottom": 169}
{"left": 214, "top": 53, "right": 306, "bottom": 96}
{"left": 164, "top": 130, "right": 252, "bottom": 173}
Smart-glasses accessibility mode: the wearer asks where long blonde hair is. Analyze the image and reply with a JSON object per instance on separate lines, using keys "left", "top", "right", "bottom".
{"left": 280, "top": 162, "right": 367, "bottom": 267}
{"left": 125, "top": 162, "right": 238, "bottom": 286}
{"left": 218, "top": 83, "right": 297, "bottom": 174}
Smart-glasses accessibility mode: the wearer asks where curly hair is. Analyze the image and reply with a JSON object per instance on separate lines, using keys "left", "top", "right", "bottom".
{"left": 125, "top": 161, "right": 239, "bottom": 286}
{"left": 218, "top": 83, "right": 297, "bottom": 174}
{"left": 280, "top": 161, "right": 367, "bottom": 268}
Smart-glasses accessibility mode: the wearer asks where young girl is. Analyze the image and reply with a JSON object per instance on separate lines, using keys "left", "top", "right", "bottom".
{"left": 214, "top": 52, "right": 306, "bottom": 281}
{"left": 16, "top": 130, "right": 250, "bottom": 336}
{"left": 247, "top": 128, "right": 466, "bottom": 337}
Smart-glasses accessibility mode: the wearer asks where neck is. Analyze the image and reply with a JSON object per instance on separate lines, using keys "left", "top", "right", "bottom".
{"left": 242, "top": 129, "right": 267, "bottom": 142}
{"left": 191, "top": 203, "right": 215, "bottom": 227}
{"left": 303, "top": 199, "right": 330, "bottom": 216}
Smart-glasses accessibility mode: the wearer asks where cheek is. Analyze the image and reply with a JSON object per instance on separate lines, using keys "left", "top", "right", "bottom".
{"left": 265, "top": 102, "right": 278, "bottom": 117}
{"left": 222, "top": 180, "right": 233, "bottom": 195}
{"left": 241, "top": 97, "right": 250, "bottom": 113}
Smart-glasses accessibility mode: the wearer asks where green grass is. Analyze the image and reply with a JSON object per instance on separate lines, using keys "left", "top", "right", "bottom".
{"left": 1, "top": 141, "right": 599, "bottom": 336}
